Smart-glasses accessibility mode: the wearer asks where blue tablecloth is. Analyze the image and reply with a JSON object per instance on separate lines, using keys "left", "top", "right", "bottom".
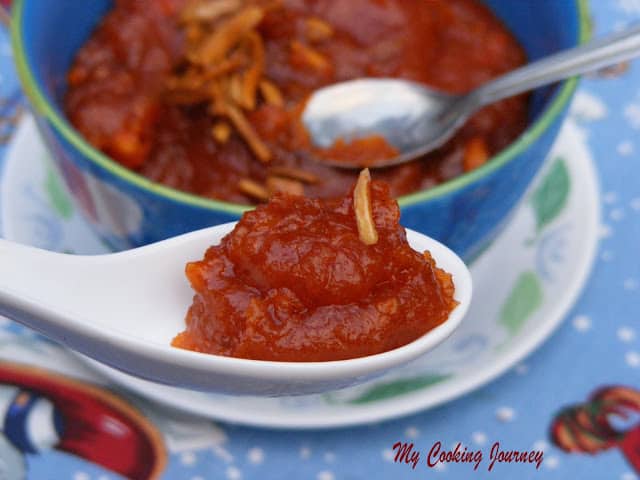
{"left": 0, "top": 2, "right": 639, "bottom": 479}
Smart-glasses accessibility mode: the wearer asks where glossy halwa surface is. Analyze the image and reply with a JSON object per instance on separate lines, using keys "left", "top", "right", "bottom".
{"left": 172, "top": 180, "right": 457, "bottom": 361}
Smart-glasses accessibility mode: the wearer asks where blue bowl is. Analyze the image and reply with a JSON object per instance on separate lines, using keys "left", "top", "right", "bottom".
{"left": 11, "top": 0, "right": 589, "bottom": 257}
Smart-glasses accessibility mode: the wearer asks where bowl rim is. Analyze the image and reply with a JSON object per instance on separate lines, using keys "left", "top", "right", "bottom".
{"left": 10, "top": 0, "right": 589, "bottom": 213}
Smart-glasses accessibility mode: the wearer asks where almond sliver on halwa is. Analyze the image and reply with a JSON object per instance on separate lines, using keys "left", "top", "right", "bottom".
{"left": 463, "top": 137, "right": 489, "bottom": 171}
{"left": 304, "top": 17, "right": 334, "bottom": 43}
{"left": 191, "top": 6, "right": 264, "bottom": 65}
{"left": 212, "top": 121, "right": 232, "bottom": 143}
{"left": 268, "top": 166, "right": 319, "bottom": 184}
{"left": 290, "top": 40, "right": 332, "bottom": 74}
{"left": 266, "top": 176, "right": 305, "bottom": 196}
{"left": 239, "top": 32, "right": 265, "bottom": 110}
{"left": 258, "top": 79, "right": 284, "bottom": 107}
{"left": 353, "top": 168, "right": 379, "bottom": 246}
{"left": 180, "top": 0, "right": 243, "bottom": 23}
{"left": 238, "top": 178, "right": 270, "bottom": 201}
{"left": 222, "top": 102, "right": 272, "bottom": 162}
{"left": 203, "top": 54, "right": 247, "bottom": 79}
{"left": 227, "top": 73, "right": 246, "bottom": 107}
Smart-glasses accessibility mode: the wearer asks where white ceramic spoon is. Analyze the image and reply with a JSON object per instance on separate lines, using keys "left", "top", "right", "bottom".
{"left": 0, "top": 222, "right": 471, "bottom": 396}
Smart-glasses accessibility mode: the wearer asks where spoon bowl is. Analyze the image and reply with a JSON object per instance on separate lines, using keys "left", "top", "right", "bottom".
{"left": 0, "top": 223, "right": 471, "bottom": 396}
{"left": 303, "top": 79, "right": 472, "bottom": 169}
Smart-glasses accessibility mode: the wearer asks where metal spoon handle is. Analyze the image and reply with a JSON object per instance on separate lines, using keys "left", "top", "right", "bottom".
{"left": 475, "top": 24, "right": 640, "bottom": 107}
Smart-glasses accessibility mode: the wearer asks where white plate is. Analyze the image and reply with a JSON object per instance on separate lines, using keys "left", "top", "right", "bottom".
{"left": 0, "top": 116, "right": 599, "bottom": 429}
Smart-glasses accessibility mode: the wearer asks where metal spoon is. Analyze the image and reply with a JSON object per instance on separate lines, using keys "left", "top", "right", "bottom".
{"left": 303, "top": 24, "right": 640, "bottom": 169}
{"left": 0, "top": 223, "right": 471, "bottom": 395}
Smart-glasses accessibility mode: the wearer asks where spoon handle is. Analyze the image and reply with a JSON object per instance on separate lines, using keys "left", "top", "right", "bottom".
{"left": 475, "top": 24, "right": 640, "bottom": 107}
{"left": 0, "top": 239, "right": 86, "bottom": 333}
{"left": 0, "top": 239, "right": 174, "bottom": 363}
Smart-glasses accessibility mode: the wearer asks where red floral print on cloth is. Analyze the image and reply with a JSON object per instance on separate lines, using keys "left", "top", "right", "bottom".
{"left": 550, "top": 386, "right": 640, "bottom": 473}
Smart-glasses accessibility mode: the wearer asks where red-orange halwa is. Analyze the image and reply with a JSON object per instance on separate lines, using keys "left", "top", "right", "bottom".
{"left": 172, "top": 172, "right": 457, "bottom": 361}
{"left": 65, "top": 0, "right": 527, "bottom": 204}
